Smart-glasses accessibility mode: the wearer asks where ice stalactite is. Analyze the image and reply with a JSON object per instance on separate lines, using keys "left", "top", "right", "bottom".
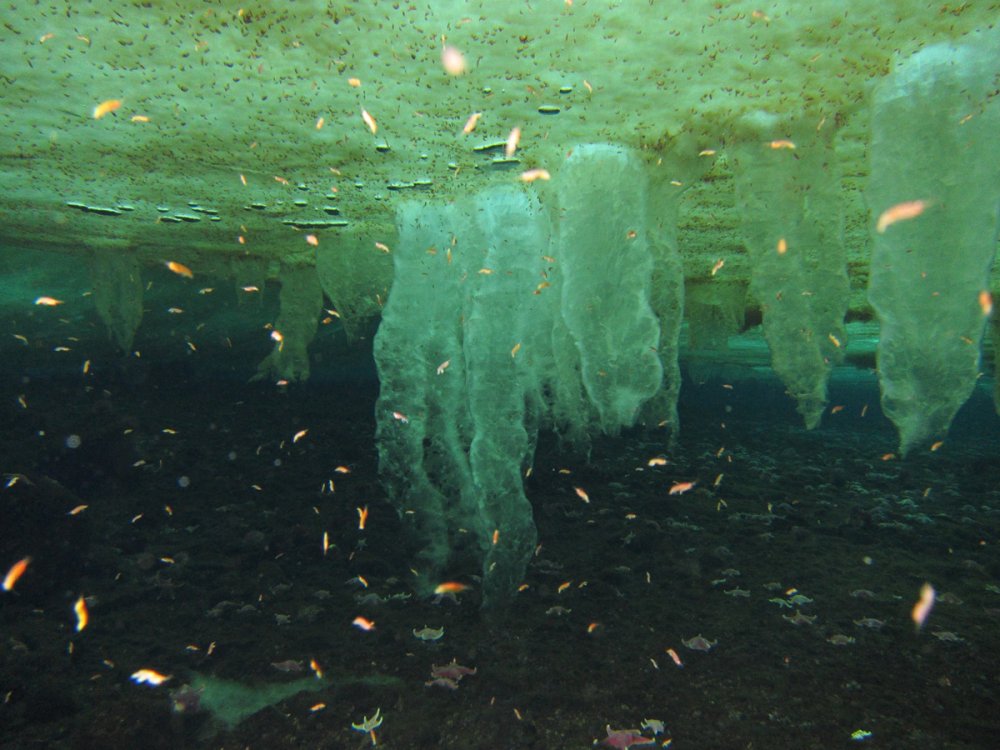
{"left": 556, "top": 144, "right": 663, "bottom": 435}
{"left": 374, "top": 194, "right": 550, "bottom": 606}
{"left": 252, "top": 266, "right": 323, "bottom": 382}
{"left": 641, "top": 142, "right": 713, "bottom": 437}
{"left": 867, "top": 30, "right": 1000, "bottom": 455}
{"left": 374, "top": 145, "right": 670, "bottom": 605}
{"left": 732, "top": 115, "right": 849, "bottom": 429}
{"left": 315, "top": 232, "right": 393, "bottom": 339}
{"left": 90, "top": 249, "right": 143, "bottom": 353}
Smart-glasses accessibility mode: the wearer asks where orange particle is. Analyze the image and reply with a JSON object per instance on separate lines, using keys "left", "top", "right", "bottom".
{"left": 930, "top": 441, "right": 944, "bottom": 452}
{"left": 777, "top": 238, "right": 788, "bottom": 255}
{"left": 574, "top": 486, "right": 590, "bottom": 503}
{"left": 557, "top": 581, "right": 571, "bottom": 594}
{"left": 239, "top": 174, "right": 247, "bottom": 186}
{"left": 92, "top": 99, "right": 122, "bottom": 119}
{"left": 315, "top": 116, "right": 325, "bottom": 130}
{"left": 520, "top": 168, "right": 551, "bottom": 183}
{"left": 441, "top": 44, "right": 467, "bottom": 75}
{"left": 348, "top": 77, "right": 362, "bottom": 87}
{"left": 74, "top": 595, "right": 89, "bottom": 632}
{"left": 334, "top": 466, "right": 351, "bottom": 474}
{"left": 374, "top": 241, "right": 391, "bottom": 253}
{"left": 305, "top": 234, "right": 319, "bottom": 246}
{"left": 830, "top": 405, "right": 845, "bottom": 414}
{"left": 292, "top": 429, "right": 308, "bottom": 444}
{"left": 647, "top": 457, "right": 667, "bottom": 467}
{"left": 165, "top": 261, "right": 193, "bottom": 279}
{"left": 309, "top": 658, "right": 324, "bottom": 679}
{"left": 880, "top": 452, "right": 896, "bottom": 461}
{"left": 979, "top": 290, "right": 993, "bottom": 316}
{"left": 34, "top": 296, "right": 63, "bottom": 306}
{"left": 510, "top": 342, "right": 521, "bottom": 358}
{"left": 587, "top": 622, "right": 600, "bottom": 633}
{"left": 462, "top": 112, "right": 482, "bottom": 135}
{"left": 361, "top": 109, "right": 377, "bottom": 135}
{"left": 352, "top": 616, "right": 375, "bottom": 631}
{"left": 666, "top": 647, "right": 684, "bottom": 668}
{"left": 828, "top": 333, "right": 841, "bottom": 348}
{"left": 769, "top": 139, "right": 796, "bottom": 150}
{"left": 2, "top": 557, "right": 31, "bottom": 592}
{"left": 39, "top": 32, "right": 55, "bottom": 43}
{"left": 668, "top": 481, "right": 696, "bottom": 495}
{"left": 357, "top": 505, "right": 369, "bottom": 530}
{"left": 130, "top": 115, "right": 150, "bottom": 123}
{"left": 505, "top": 126, "right": 521, "bottom": 157}
{"left": 711, "top": 259, "right": 724, "bottom": 276}
{"left": 492, "top": 529, "right": 500, "bottom": 545}
{"left": 911, "top": 582, "right": 935, "bottom": 629}
{"left": 434, "top": 581, "right": 470, "bottom": 594}
{"left": 876, "top": 200, "right": 930, "bottom": 234}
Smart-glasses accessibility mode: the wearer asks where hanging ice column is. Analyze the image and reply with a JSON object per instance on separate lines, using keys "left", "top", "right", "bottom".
{"left": 373, "top": 145, "right": 667, "bottom": 607}
{"left": 373, "top": 191, "right": 552, "bottom": 607}
{"left": 732, "top": 115, "right": 849, "bottom": 428}
{"left": 556, "top": 144, "right": 664, "bottom": 435}
{"left": 867, "top": 32, "right": 1000, "bottom": 455}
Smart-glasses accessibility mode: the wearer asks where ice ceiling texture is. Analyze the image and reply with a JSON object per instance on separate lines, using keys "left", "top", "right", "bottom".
{"left": 2, "top": 3, "right": 999, "bottom": 604}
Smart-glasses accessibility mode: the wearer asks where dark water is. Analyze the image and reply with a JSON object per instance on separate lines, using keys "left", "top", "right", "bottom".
{"left": 2, "top": 298, "right": 999, "bottom": 750}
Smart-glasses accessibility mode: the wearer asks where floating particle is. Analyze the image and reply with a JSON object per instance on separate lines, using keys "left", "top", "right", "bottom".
{"left": 441, "top": 43, "right": 467, "bottom": 75}
{"left": 34, "top": 296, "right": 63, "bottom": 306}
{"left": 292, "top": 429, "right": 308, "bottom": 444}
{"left": 131, "top": 669, "right": 171, "bottom": 686}
{"left": 711, "top": 259, "right": 724, "bottom": 276}
{"left": 348, "top": 77, "right": 362, "bottom": 87}
{"left": 65, "top": 434, "right": 82, "bottom": 449}
{"left": 39, "top": 32, "right": 55, "bottom": 42}
{"left": 510, "top": 342, "right": 521, "bottom": 358}
{"left": 374, "top": 241, "right": 390, "bottom": 253}
{"left": 130, "top": 115, "right": 150, "bottom": 123}
{"left": 352, "top": 616, "right": 375, "bottom": 631}
{"left": 462, "top": 112, "right": 482, "bottom": 134}
{"left": 434, "top": 581, "right": 470, "bottom": 594}
{"left": 777, "top": 237, "right": 788, "bottom": 255}
{"left": 165, "top": 261, "right": 193, "bottom": 279}
{"left": 647, "top": 457, "right": 667, "bottom": 466}
{"left": 912, "top": 582, "right": 935, "bottom": 629}
{"left": 574, "top": 486, "right": 590, "bottom": 503}
{"left": 74, "top": 595, "right": 89, "bottom": 632}
{"left": 2, "top": 557, "right": 31, "bottom": 592}
{"left": 93, "top": 99, "right": 122, "bottom": 119}
{"left": 505, "top": 126, "right": 521, "bottom": 157}
{"left": 357, "top": 505, "right": 368, "bottom": 530}
{"left": 979, "top": 290, "right": 993, "bottom": 316}
{"left": 361, "top": 109, "right": 377, "bottom": 135}
{"left": 769, "top": 139, "right": 796, "bottom": 150}
{"left": 315, "top": 116, "right": 325, "bottom": 130}
{"left": 520, "top": 168, "right": 550, "bottom": 182}
{"left": 305, "top": 234, "right": 319, "bottom": 246}
{"left": 669, "top": 480, "right": 696, "bottom": 495}
{"left": 436, "top": 359, "right": 450, "bottom": 375}
{"left": 876, "top": 200, "right": 930, "bottom": 233}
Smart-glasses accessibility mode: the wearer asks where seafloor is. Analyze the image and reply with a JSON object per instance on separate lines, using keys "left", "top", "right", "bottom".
{"left": 2, "top": 310, "right": 999, "bottom": 750}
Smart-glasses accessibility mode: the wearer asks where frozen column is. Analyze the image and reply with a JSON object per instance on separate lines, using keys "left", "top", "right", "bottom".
{"left": 867, "top": 31, "right": 1000, "bottom": 454}
{"left": 732, "top": 114, "right": 849, "bottom": 429}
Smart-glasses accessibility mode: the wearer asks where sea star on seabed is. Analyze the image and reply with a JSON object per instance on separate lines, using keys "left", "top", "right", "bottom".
{"left": 601, "top": 726, "right": 655, "bottom": 748}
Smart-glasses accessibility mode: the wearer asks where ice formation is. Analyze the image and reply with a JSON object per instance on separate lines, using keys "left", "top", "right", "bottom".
{"left": 374, "top": 146, "right": 674, "bottom": 604}
{"left": 867, "top": 30, "right": 1000, "bottom": 454}
{"left": 732, "top": 115, "right": 849, "bottom": 429}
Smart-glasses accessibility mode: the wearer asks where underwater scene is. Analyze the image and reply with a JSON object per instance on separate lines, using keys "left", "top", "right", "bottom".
{"left": 2, "top": 2, "right": 1000, "bottom": 749}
